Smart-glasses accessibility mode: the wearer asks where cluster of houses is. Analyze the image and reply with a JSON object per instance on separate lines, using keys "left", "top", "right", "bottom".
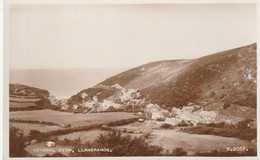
{"left": 60, "top": 84, "right": 146, "bottom": 112}
{"left": 68, "top": 98, "right": 122, "bottom": 112}
{"left": 56, "top": 83, "right": 245, "bottom": 126}
{"left": 164, "top": 106, "right": 218, "bottom": 126}
{"left": 143, "top": 103, "right": 244, "bottom": 126}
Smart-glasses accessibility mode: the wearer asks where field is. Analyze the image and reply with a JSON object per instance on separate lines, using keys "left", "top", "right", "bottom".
{"left": 10, "top": 110, "right": 257, "bottom": 157}
{"left": 57, "top": 129, "right": 107, "bottom": 143}
{"left": 10, "top": 109, "right": 138, "bottom": 127}
{"left": 151, "top": 130, "right": 255, "bottom": 155}
{"left": 113, "top": 121, "right": 256, "bottom": 155}
{"left": 10, "top": 97, "right": 41, "bottom": 102}
{"left": 10, "top": 94, "right": 38, "bottom": 99}
{"left": 10, "top": 109, "right": 140, "bottom": 157}
{"left": 10, "top": 101, "right": 36, "bottom": 108}
{"left": 10, "top": 122, "right": 61, "bottom": 135}
{"left": 9, "top": 94, "right": 41, "bottom": 109}
{"left": 26, "top": 120, "right": 256, "bottom": 156}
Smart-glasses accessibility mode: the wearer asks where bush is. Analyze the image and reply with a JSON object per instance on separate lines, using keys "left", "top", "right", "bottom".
{"left": 71, "top": 129, "right": 163, "bottom": 156}
{"left": 207, "top": 123, "right": 216, "bottom": 127}
{"left": 238, "top": 129, "right": 256, "bottom": 141}
{"left": 28, "top": 130, "right": 47, "bottom": 142}
{"left": 215, "top": 122, "right": 226, "bottom": 128}
{"left": 142, "top": 131, "right": 152, "bottom": 139}
{"left": 181, "top": 124, "right": 257, "bottom": 141}
{"left": 122, "top": 128, "right": 127, "bottom": 133}
{"left": 10, "top": 126, "right": 29, "bottom": 157}
{"left": 237, "top": 119, "right": 252, "bottom": 130}
{"left": 156, "top": 117, "right": 166, "bottom": 121}
{"left": 107, "top": 117, "right": 138, "bottom": 126}
{"left": 178, "top": 120, "right": 188, "bottom": 127}
{"left": 160, "top": 123, "right": 174, "bottom": 129}
{"left": 100, "top": 125, "right": 112, "bottom": 131}
{"left": 10, "top": 118, "right": 59, "bottom": 126}
{"left": 223, "top": 102, "right": 230, "bottom": 109}
{"left": 208, "top": 91, "right": 215, "bottom": 98}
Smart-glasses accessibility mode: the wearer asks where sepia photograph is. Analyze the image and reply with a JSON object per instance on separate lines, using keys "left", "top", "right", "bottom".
{"left": 3, "top": 0, "right": 258, "bottom": 159}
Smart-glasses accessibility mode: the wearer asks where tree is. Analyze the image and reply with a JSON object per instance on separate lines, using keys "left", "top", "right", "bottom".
{"left": 237, "top": 119, "right": 252, "bottom": 130}
{"left": 10, "top": 126, "right": 29, "bottom": 157}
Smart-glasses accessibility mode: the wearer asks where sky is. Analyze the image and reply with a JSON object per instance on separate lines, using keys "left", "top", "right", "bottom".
{"left": 9, "top": 4, "right": 257, "bottom": 69}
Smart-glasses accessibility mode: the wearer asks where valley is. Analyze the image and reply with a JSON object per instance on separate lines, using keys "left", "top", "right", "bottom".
{"left": 9, "top": 43, "right": 257, "bottom": 157}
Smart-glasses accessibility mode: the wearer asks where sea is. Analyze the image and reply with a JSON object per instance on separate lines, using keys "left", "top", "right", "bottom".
{"left": 9, "top": 68, "right": 128, "bottom": 99}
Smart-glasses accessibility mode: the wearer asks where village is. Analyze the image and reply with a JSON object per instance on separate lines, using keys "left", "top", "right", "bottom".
{"left": 11, "top": 83, "right": 246, "bottom": 129}
{"left": 143, "top": 103, "right": 244, "bottom": 126}
{"left": 49, "top": 83, "right": 245, "bottom": 127}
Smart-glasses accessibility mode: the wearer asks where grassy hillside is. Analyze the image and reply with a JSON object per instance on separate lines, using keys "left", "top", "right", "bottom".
{"left": 9, "top": 84, "right": 52, "bottom": 110}
{"left": 142, "top": 44, "right": 256, "bottom": 109}
{"left": 9, "top": 84, "right": 50, "bottom": 97}
{"left": 68, "top": 43, "right": 256, "bottom": 118}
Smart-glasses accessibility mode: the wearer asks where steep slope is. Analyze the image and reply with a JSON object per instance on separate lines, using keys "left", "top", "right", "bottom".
{"left": 142, "top": 43, "right": 256, "bottom": 109}
{"left": 68, "top": 43, "right": 256, "bottom": 118}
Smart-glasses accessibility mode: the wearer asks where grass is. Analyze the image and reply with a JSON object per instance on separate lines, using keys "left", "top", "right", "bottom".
{"left": 10, "top": 102, "right": 36, "bottom": 108}
{"left": 69, "top": 129, "right": 163, "bottom": 156}
{"left": 10, "top": 122, "right": 61, "bottom": 135}
{"left": 67, "top": 43, "right": 256, "bottom": 112}
{"left": 151, "top": 129, "right": 255, "bottom": 155}
{"left": 181, "top": 126, "right": 257, "bottom": 141}
{"left": 11, "top": 116, "right": 140, "bottom": 146}
{"left": 194, "top": 149, "right": 257, "bottom": 156}
{"left": 57, "top": 129, "right": 107, "bottom": 144}
{"left": 10, "top": 97, "right": 41, "bottom": 103}
{"left": 41, "top": 117, "right": 139, "bottom": 137}
{"left": 10, "top": 94, "right": 39, "bottom": 99}
{"left": 10, "top": 118, "right": 60, "bottom": 126}
{"left": 10, "top": 109, "right": 138, "bottom": 127}
{"left": 9, "top": 83, "right": 50, "bottom": 98}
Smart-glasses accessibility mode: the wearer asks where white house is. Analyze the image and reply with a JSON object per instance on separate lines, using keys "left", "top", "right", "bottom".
{"left": 137, "top": 112, "right": 143, "bottom": 116}
{"left": 111, "top": 84, "right": 125, "bottom": 91}
{"left": 61, "top": 104, "right": 69, "bottom": 110}
{"left": 151, "top": 112, "right": 165, "bottom": 120}
{"left": 120, "top": 88, "right": 139, "bottom": 102}
{"left": 100, "top": 100, "right": 121, "bottom": 111}
{"left": 141, "top": 67, "right": 147, "bottom": 71}
{"left": 165, "top": 117, "right": 179, "bottom": 125}
{"left": 82, "top": 101, "right": 95, "bottom": 108}
{"left": 182, "top": 106, "right": 194, "bottom": 112}
{"left": 138, "top": 118, "right": 145, "bottom": 122}
{"left": 146, "top": 103, "right": 161, "bottom": 112}
{"left": 73, "top": 104, "right": 79, "bottom": 110}
{"left": 81, "top": 92, "right": 88, "bottom": 99}
{"left": 198, "top": 109, "right": 217, "bottom": 123}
